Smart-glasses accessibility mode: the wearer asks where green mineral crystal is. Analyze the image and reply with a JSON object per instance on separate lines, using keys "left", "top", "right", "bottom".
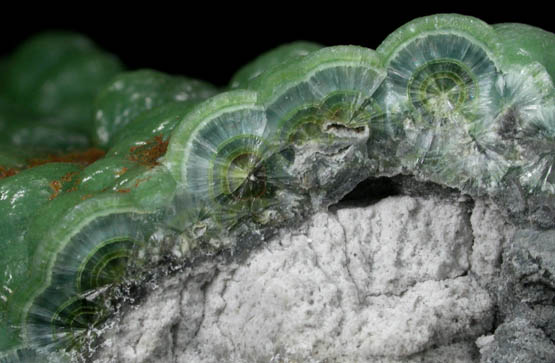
{"left": 0, "top": 14, "right": 553, "bottom": 362}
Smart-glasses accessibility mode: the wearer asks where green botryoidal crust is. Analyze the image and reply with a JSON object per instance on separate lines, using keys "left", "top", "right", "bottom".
{"left": 93, "top": 69, "right": 218, "bottom": 148}
{"left": 3, "top": 32, "right": 124, "bottom": 137}
{"left": 494, "top": 23, "right": 555, "bottom": 81}
{"left": 229, "top": 41, "right": 324, "bottom": 89}
{"left": 0, "top": 14, "right": 554, "bottom": 361}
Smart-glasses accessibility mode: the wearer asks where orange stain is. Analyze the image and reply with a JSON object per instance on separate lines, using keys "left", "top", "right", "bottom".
{"left": 128, "top": 135, "right": 168, "bottom": 167}
{"left": 49, "top": 180, "right": 62, "bottom": 200}
{"left": 0, "top": 148, "right": 106, "bottom": 180}
{"left": 81, "top": 194, "right": 94, "bottom": 201}
{"left": 0, "top": 166, "right": 19, "bottom": 179}
{"left": 27, "top": 148, "right": 106, "bottom": 168}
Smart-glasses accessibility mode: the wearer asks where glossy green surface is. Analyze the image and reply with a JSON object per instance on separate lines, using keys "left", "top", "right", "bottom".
{"left": 494, "top": 23, "right": 555, "bottom": 80}
{"left": 3, "top": 32, "right": 123, "bottom": 136}
{"left": 93, "top": 69, "right": 218, "bottom": 147}
{"left": 0, "top": 164, "right": 82, "bottom": 354}
{"left": 0, "top": 14, "right": 553, "bottom": 361}
{"left": 230, "top": 41, "right": 323, "bottom": 89}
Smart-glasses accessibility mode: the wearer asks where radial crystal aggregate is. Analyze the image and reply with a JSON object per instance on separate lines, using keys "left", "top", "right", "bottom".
{"left": 0, "top": 14, "right": 553, "bottom": 362}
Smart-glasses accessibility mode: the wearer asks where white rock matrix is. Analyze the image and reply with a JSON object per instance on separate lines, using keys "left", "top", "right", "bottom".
{"left": 89, "top": 191, "right": 530, "bottom": 363}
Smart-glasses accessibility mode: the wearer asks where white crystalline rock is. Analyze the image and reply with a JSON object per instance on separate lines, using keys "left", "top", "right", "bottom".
{"left": 94, "top": 195, "right": 497, "bottom": 363}
{"left": 336, "top": 196, "right": 474, "bottom": 296}
{"left": 470, "top": 199, "right": 515, "bottom": 283}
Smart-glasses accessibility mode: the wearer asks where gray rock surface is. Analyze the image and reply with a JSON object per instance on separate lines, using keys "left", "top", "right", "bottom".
{"left": 487, "top": 228, "right": 555, "bottom": 362}
{"left": 479, "top": 318, "right": 555, "bottom": 363}
{"left": 93, "top": 194, "right": 508, "bottom": 362}
{"left": 470, "top": 199, "right": 515, "bottom": 288}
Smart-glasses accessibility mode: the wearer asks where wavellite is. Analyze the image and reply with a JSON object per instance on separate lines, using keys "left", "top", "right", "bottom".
{"left": 0, "top": 14, "right": 553, "bottom": 362}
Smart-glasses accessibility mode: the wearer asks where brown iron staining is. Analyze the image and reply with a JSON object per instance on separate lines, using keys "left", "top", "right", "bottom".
{"left": 49, "top": 171, "right": 80, "bottom": 200}
{"left": 0, "top": 166, "right": 19, "bottom": 179}
{"left": 27, "top": 148, "right": 106, "bottom": 168}
{"left": 128, "top": 135, "right": 168, "bottom": 167}
{"left": 49, "top": 180, "right": 62, "bottom": 200}
{"left": 0, "top": 148, "right": 106, "bottom": 180}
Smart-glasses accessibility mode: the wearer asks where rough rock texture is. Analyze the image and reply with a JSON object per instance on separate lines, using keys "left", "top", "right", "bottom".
{"left": 469, "top": 199, "right": 515, "bottom": 288}
{"left": 93, "top": 194, "right": 509, "bottom": 363}
{"left": 479, "top": 318, "right": 555, "bottom": 363}
{"left": 481, "top": 228, "right": 555, "bottom": 362}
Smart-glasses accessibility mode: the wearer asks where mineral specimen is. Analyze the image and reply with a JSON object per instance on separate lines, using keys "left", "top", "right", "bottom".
{"left": 0, "top": 14, "right": 553, "bottom": 363}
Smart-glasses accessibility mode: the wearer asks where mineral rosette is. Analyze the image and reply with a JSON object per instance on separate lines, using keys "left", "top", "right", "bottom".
{"left": 0, "top": 14, "right": 553, "bottom": 362}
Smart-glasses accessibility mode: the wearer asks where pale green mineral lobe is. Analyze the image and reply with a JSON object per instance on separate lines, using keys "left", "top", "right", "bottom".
{"left": 230, "top": 41, "right": 323, "bottom": 89}
{"left": 377, "top": 14, "right": 502, "bottom": 65}
{"left": 107, "top": 101, "right": 196, "bottom": 158}
{"left": 163, "top": 90, "right": 261, "bottom": 189}
{"left": 1, "top": 99, "right": 89, "bottom": 153}
{"left": 3, "top": 32, "right": 124, "bottom": 135}
{"left": 251, "top": 46, "right": 385, "bottom": 145}
{"left": 0, "top": 116, "right": 91, "bottom": 152}
{"left": 24, "top": 205, "right": 157, "bottom": 350}
{"left": 162, "top": 90, "right": 277, "bottom": 231}
{"left": 3, "top": 159, "right": 176, "bottom": 351}
{"left": 7, "top": 192, "right": 149, "bottom": 346}
{"left": 4, "top": 32, "right": 100, "bottom": 99}
{"left": 495, "top": 23, "right": 555, "bottom": 81}
{"left": 0, "top": 163, "right": 82, "bottom": 352}
{"left": 373, "top": 14, "right": 511, "bottom": 194}
{"left": 77, "top": 156, "right": 140, "bottom": 193}
{"left": 93, "top": 70, "right": 218, "bottom": 148}
{"left": 78, "top": 158, "right": 177, "bottom": 211}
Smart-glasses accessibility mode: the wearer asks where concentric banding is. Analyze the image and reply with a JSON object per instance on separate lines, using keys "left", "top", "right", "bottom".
{"left": 164, "top": 91, "right": 289, "bottom": 229}
{"left": 164, "top": 91, "right": 267, "bottom": 191}
{"left": 376, "top": 14, "right": 503, "bottom": 130}
{"left": 4, "top": 192, "right": 153, "bottom": 350}
{"left": 27, "top": 294, "right": 104, "bottom": 350}
{"left": 252, "top": 46, "right": 386, "bottom": 143}
{"left": 382, "top": 32, "right": 499, "bottom": 124}
{"left": 277, "top": 103, "right": 331, "bottom": 145}
{"left": 377, "top": 14, "right": 502, "bottom": 65}
{"left": 0, "top": 164, "right": 83, "bottom": 353}
{"left": 277, "top": 90, "right": 378, "bottom": 145}
{"left": 1, "top": 15, "right": 554, "bottom": 360}
{"left": 75, "top": 236, "right": 141, "bottom": 293}
{"left": 375, "top": 15, "right": 509, "bottom": 192}
{"left": 24, "top": 210, "right": 151, "bottom": 349}
{"left": 407, "top": 58, "right": 478, "bottom": 120}
{"left": 209, "top": 134, "right": 269, "bottom": 201}
{"left": 50, "top": 297, "right": 103, "bottom": 346}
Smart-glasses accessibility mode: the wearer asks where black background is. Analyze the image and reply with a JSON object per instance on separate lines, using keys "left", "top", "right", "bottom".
{"left": 1, "top": 6, "right": 553, "bottom": 88}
